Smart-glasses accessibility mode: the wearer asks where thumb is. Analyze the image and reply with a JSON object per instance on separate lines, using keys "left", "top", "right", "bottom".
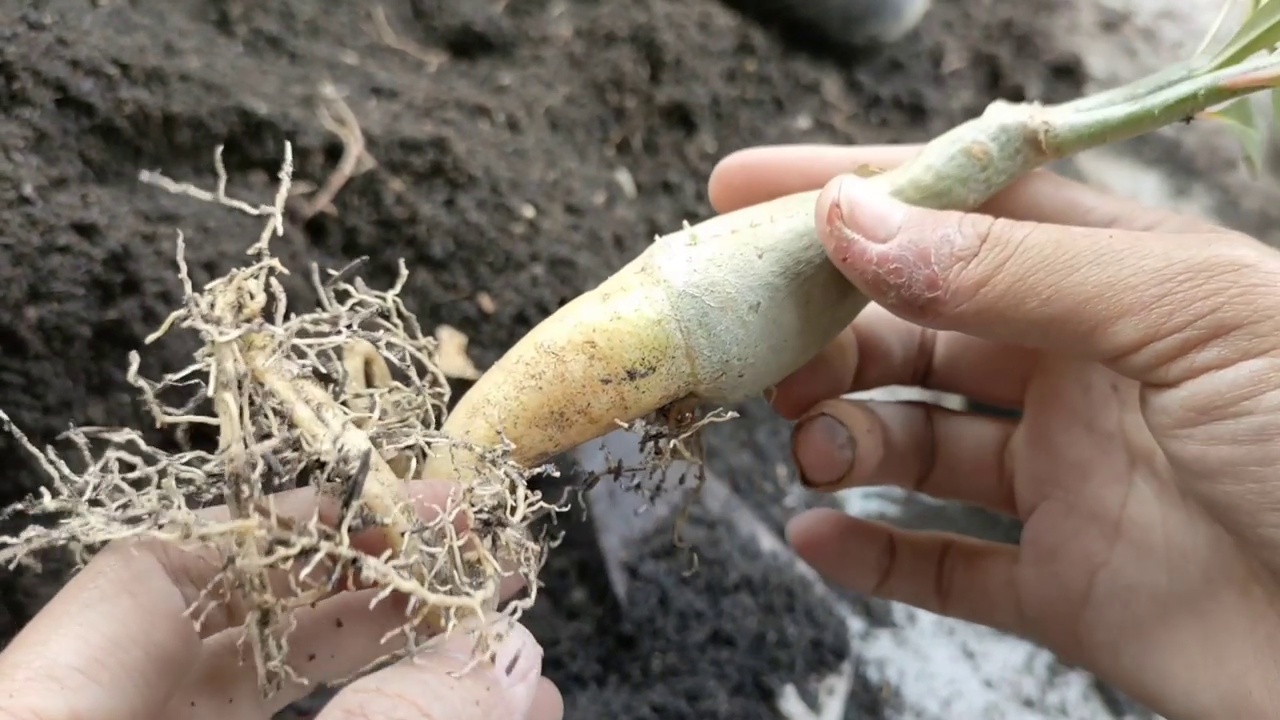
{"left": 815, "top": 173, "right": 1280, "bottom": 385}
{"left": 319, "top": 618, "right": 562, "bottom": 720}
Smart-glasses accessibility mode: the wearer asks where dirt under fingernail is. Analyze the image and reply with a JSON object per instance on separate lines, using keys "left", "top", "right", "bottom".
{"left": 791, "top": 414, "right": 854, "bottom": 487}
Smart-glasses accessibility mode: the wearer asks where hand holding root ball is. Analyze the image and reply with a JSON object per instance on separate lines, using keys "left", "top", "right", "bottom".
{"left": 0, "top": 147, "right": 564, "bottom": 720}
{"left": 0, "top": 480, "right": 564, "bottom": 720}
{"left": 711, "top": 142, "right": 1280, "bottom": 719}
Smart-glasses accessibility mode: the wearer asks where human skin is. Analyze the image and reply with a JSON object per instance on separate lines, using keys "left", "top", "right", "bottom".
{"left": 709, "top": 143, "right": 1280, "bottom": 720}
{"left": 0, "top": 480, "right": 564, "bottom": 720}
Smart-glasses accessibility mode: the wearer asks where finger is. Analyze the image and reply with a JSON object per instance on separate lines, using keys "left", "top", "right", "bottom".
{"left": 708, "top": 144, "right": 920, "bottom": 212}
{"left": 786, "top": 508, "right": 1024, "bottom": 635}
{"left": 789, "top": 397, "right": 1018, "bottom": 517}
{"left": 771, "top": 303, "right": 1035, "bottom": 420}
{"left": 814, "top": 174, "right": 1280, "bottom": 388}
{"left": 317, "top": 618, "right": 562, "bottom": 720}
{"left": 178, "top": 484, "right": 531, "bottom": 716}
{"left": 708, "top": 143, "right": 1214, "bottom": 233}
{"left": 186, "top": 565, "right": 532, "bottom": 717}
{"left": 172, "top": 588, "right": 390, "bottom": 719}
{"left": 0, "top": 483, "right": 335, "bottom": 720}
{"left": 0, "top": 480, "right": 459, "bottom": 720}
{"left": 175, "top": 586, "right": 454, "bottom": 718}
{"left": 186, "top": 480, "right": 472, "bottom": 636}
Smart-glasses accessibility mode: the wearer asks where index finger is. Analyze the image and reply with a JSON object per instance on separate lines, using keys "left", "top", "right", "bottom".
{"left": 317, "top": 619, "right": 563, "bottom": 720}
{"left": 706, "top": 143, "right": 1216, "bottom": 233}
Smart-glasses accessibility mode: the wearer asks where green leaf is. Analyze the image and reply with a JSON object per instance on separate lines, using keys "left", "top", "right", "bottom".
{"left": 1206, "top": 0, "right": 1280, "bottom": 71}
{"left": 1203, "top": 96, "right": 1267, "bottom": 174}
{"left": 1197, "top": 0, "right": 1242, "bottom": 58}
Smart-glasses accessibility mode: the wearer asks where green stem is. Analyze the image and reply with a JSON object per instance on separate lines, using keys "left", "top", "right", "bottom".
{"left": 1055, "top": 60, "right": 1196, "bottom": 114}
{"left": 873, "top": 100, "right": 1051, "bottom": 209}
{"left": 874, "top": 52, "right": 1280, "bottom": 213}
{"left": 1048, "top": 53, "right": 1280, "bottom": 155}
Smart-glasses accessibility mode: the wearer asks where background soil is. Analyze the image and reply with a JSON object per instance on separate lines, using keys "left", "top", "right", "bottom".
{"left": 1, "top": 0, "right": 1092, "bottom": 716}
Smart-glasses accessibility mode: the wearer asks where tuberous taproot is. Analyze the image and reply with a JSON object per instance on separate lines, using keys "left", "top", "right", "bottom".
{"left": 421, "top": 263, "right": 695, "bottom": 483}
{"left": 422, "top": 189, "right": 876, "bottom": 484}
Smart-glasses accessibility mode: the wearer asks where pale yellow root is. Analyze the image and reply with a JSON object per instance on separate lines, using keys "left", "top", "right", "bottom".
{"left": 240, "top": 334, "right": 420, "bottom": 553}
{"left": 421, "top": 188, "right": 862, "bottom": 484}
{"left": 342, "top": 338, "right": 416, "bottom": 479}
{"left": 421, "top": 263, "right": 697, "bottom": 483}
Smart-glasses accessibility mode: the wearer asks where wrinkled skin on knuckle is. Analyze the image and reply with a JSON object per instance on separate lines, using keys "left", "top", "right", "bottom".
{"left": 1134, "top": 231, "right": 1280, "bottom": 384}
{"left": 940, "top": 213, "right": 1019, "bottom": 313}
{"left": 942, "top": 214, "right": 1062, "bottom": 328}
{"left": 1209, "top": 230, "right": 1280, "bottom": 311}
{"left": 1142, "top": 232, "right": 1280, "bottom": 426}
{"left": 932, "top": 540, "right": 963, "bottom": 618}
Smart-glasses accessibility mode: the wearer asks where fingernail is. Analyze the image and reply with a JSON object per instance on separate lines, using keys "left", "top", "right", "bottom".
{"left": 791, "top": 413, "right": 854, "bottom": 487}
{"left": 492, "top": 622, "right": 543, "bottom": 714}
{"left": 830, "top": 175, "right": 906, "bottom": 245}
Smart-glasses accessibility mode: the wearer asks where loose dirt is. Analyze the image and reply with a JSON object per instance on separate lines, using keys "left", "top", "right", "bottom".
{"left": 0, "top": 0, "right": 1088, "bottom": 716}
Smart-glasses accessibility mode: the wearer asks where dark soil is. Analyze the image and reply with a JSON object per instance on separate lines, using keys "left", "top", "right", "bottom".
{"left": 523, "top": 457, "right": 890, "bottom": 720}
{"left": 0, "top": 0, "right": 1088, "bottom": 716}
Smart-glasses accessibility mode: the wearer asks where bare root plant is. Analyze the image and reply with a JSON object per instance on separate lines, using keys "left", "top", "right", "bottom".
{"left": 6, "top": 5, "right": 1280, "bottom": 704}
{"left": 0, "top": 141, "right": 559, "bottom": 700}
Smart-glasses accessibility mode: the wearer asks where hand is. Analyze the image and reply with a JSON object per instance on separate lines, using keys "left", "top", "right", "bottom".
{"left": 709, "top": 143, "right": 1280, "bottom": 719}
{"left": 0, "top": 480, "right": 563, "bottom": 720}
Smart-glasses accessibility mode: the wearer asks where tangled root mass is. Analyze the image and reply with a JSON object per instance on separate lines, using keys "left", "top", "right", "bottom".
{"left": 0, "top": 142, "right": 560, "bottom": 699}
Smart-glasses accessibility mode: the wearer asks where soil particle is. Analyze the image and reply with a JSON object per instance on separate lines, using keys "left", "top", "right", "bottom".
{"left": 0, "top": 0, "right": 1089, "bottom": 715}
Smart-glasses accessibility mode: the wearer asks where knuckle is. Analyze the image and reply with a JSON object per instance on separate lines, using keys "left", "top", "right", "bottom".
{"left": 1175, "top": 234, "right": 1280, "bottom": 354}
{"left": 895, "top": 210, "right": 1021, "bottom": 322}
{"left": 947, "top": 214, "right": 1031, "bottom": 313}
{"left": 1110, "top": 229, "right": 1280, "bottom": 385}
{"left": 905, "top": 399, "right": 939, "bottom": 493}
{"left": 867, "top": 530, "right": 899, "bottom": 598}
{"left": 1173, "top": 233, "right": 1280, "bottom": 322}
{"left": 932, "top": 540, "right": 961, "bottom": 617}
{"left": 1214, "top": 231, "right": 1280, "bottom": 280}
